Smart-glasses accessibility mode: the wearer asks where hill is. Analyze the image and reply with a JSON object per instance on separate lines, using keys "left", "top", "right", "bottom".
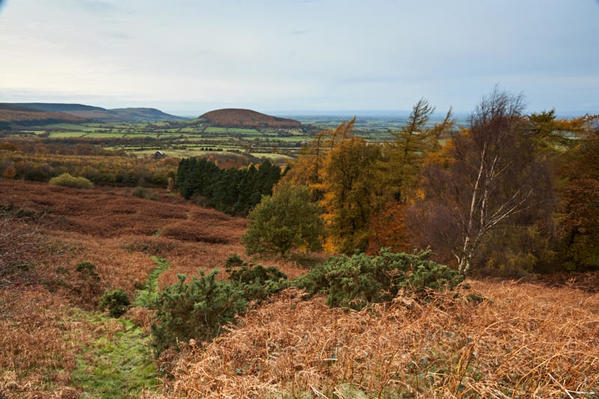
{"left": 0, "top": 103, "right": 88, "bottom": 129}
{"left": 8, "top": 103, "right": 185, "bottom": 123}
{"left": 109, "top": 107, "right": 185, "bottom": 123}
{"left": 199, "top": 108, "right": 301, "bottom": 129}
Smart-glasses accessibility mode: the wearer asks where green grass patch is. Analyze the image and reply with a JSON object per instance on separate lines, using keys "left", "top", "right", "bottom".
{"left": 71, "top": 316, "right": 159, "bottom": 398}
{"left": 204, "top": 126, "right": 261, "bottom": 134}
{"left": 48, "top": 131, "right": 88, "bottom": 138}
{"left": 134, "top": 256, "right": 170, "bottom": 307}
{"left": 41, "top": 123, "right": 98, "bottom": 131}
{"left": 81, "top": 132, "right": 128, "bottom": 138}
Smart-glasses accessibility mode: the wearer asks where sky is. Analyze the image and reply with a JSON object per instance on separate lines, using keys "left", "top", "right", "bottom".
{"left": 0, "top": 0, "right": 598, "bottom": 117}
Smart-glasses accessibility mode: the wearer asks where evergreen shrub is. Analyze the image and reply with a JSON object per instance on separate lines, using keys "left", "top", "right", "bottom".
{"left": 99, "top": 289, "right": 131, "bottom": 318}
{"left": 297, "top": 249, "right": 464, "bottom": 310}
{"left": 151, "top": 263, "right": 289, "bottom": 354}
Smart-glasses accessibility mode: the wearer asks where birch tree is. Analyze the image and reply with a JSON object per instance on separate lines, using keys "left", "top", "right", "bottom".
{"left": 413, "top": 90, "right": 554, "bottom": 275}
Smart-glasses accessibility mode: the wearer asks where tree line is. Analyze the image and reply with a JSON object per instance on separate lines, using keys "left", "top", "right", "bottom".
{"left": 176, "top": 157, "right": 283, "bottom": 216}
{"left": 245, "top": 89, "right": 599, "bottom": 276}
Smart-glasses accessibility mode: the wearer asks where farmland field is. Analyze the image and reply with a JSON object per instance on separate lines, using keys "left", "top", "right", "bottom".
{"left": 1, "top": 115, "right": 464, "bottom": 160}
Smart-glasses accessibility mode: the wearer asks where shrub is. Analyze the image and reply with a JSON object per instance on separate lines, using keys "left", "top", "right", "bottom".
{"left": 151, "top": 271, "right": 247, "bottom": 355}
{"left": 98, "top": 289, "right": 131, "bottom": 318}
{"left": 151, "top": 264, "right": 289, "bottom": 354}
{"left": 49, "top": 173, "right": 94, "bottom": 189}
{"left": 225, "top": 254, "right": 244, "bottom": 268}
{"left": 132, "top": 186, "right": 157, "bottom": 200}
{"left": 297, "top": 249, "right": 464, "bottom": 310}
{"left": 76, "top": 261, "right": 100, "bottom": 280}
{"left": 228, "top": 264, "right": 289, "bottom": 302}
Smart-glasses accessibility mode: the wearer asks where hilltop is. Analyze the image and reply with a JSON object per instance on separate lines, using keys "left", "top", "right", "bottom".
{"left": 199, "top": 108, "right": 301, "bottom": 129}
{"left": 1, "top": 103, "right": 185, "bottom": 124}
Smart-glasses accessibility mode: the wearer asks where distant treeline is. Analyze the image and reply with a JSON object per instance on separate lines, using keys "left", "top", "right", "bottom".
{"left": 176, "top": 158, "right": 284, "bottom": 216}
{"left": 0, "top": 141, "right": 176, "bottom": 187}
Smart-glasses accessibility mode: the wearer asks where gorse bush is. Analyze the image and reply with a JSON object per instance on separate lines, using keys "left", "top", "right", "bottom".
{"left": 225, "top": 254, "right": 244, "bottom": 268}
{"left": 227, "top": 264, "right": 289, "bottom": 302}
{"left": 49, "top": 173, "right": 94, "bottom": 189}
{"left": 150, "top": 251, "right": 461, "bottom": 354}
{"left": 98, "top": 289, "right": 131, "bottom": 318}
{"left": 151, "top": 264, "right": 289, "bottom": 354}
{"left": 297, "top": 249, "right": 464, "bottom": 310}
{"left": 151, "top": 271, "right": 247, "bottom": 355}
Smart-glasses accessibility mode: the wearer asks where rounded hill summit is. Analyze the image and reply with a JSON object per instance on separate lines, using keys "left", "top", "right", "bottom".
{"left": 199, "top": 108, "right": 301, "bottom": 129}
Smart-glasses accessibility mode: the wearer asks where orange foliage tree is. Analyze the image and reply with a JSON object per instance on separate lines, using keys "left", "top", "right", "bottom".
{"left": 556, "top": 114, "right": 599, "bottom": 270}
{"left": 320, "top": 137, "right": 382, "bottom": 254}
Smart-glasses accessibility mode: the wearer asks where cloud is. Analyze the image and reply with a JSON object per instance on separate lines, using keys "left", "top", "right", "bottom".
{"left": 77, "top": 0, "right": 117, "bottom": 13}
{"left": 1, "top": 0, "right": 598, "bottom": 113}
{"left": 290, "top": 29, "right": 309, "bottom": 35}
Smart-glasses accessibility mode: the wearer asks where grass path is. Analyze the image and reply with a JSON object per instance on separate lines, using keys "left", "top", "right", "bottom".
{"left": 134, "top": 256, "right": 170, "bottom": 308}
{"left": 69, "top": 256, "right": 171, "bottom": 397}
{"left": 69, "top": 314, "right": 158, "bottom": 398}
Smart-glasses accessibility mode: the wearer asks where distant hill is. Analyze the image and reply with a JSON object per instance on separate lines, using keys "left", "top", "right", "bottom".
{"left": 200, "top": 108, "right": 301, "bottom": 129}
{"left": 109, "top": 108, "right": 185, "bottom": 123}
{"left": 0, "top": 103, "right": 88, "bottom": 129}
{"left": 9, "top": 103, "right": 185, "bottom": 123}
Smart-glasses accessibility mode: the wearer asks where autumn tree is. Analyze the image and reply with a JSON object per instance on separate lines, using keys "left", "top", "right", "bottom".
{"left": 282, "top": 118, "right": 356, "bottom": 201}
{"left": 321, "top": 137, "right": 383, "bottom": 254}
{"left": 557, "top": 115, "right": 599, "bottom": 270}
{"left": 368, "top": 100, "right": 453, "bottom": 253}
{"left": 411, "top": 90, "right": 555, "bottom": 275}
{"left": 377, "top": 99, "right": 452, "bottom": 203}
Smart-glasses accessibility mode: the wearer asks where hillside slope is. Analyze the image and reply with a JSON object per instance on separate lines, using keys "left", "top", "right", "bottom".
{"left": 200, "top": 108, "right": 301, "bottom": 129}
{"left": 9, "top": 103, "right": 185, "bottom": 123}
{"left": 0, "top": 103, "right": 88, "bottom": 128}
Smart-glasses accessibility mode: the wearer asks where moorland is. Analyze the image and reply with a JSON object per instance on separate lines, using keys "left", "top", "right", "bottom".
{"left": 1, "top": 95, "right": 598, "bottom": 398}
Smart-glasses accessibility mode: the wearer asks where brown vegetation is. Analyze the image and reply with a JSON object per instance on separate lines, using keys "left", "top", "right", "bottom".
{"left": 0, "top": 287, "right": 80, "bottom": 397}
{"left": 0, "top": 286, "right": 143, "bottom": 398}
{"left": 159, "top": 281, "right": 599, "bottom": 398}
{"left": 0, "top": 178, "right": 299, "bottom": 397}
{"left": 0, "top": 179, "right": 302, "bottom": 290}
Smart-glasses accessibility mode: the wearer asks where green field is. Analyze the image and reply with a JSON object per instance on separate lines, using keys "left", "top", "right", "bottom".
{"left": 3, "top": 116, "right": 464, "bottom": 161}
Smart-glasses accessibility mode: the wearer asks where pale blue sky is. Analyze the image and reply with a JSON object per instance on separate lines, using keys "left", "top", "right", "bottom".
{"left": 1, "top": 0, "right": 598, "bottom": 116}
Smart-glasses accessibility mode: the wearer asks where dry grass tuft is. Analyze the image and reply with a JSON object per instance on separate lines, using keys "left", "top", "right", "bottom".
{"left": 160, "top": 281, "right": 599, "bottom": 398}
